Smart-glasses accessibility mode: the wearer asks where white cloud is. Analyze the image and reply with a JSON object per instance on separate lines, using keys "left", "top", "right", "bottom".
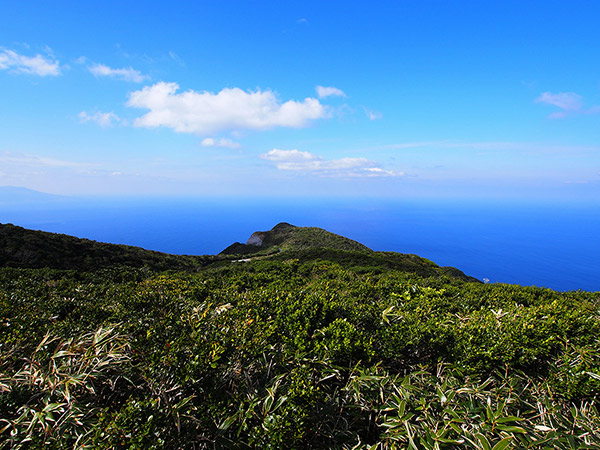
{"left": 201, "top": 137, "right": 241, "bottom": 149}
{"left": 534, "top": 91, "right": 599, "bottom": 119}
{"left": 88, "top": 63, "right": 147, "bottom": 82}
{"left": 127, "top": 82, "right": 327, "bottom": 135}
{"left": 260, "top": 149, "right": 402, "bottom": 177}
{"left": 78, "top": 111, "right": 121, "bottom": 127}
{"left": 261, "top": 149, "right": 320, "bottom": 169}
{"left": 535, "top": 92, "right": 582, "bottom": 111}
{"left": 0, "top": 48, "right": 60, "bottom": 76}
{"left": 316, "top": 85, "right": 346, "bottom": 99}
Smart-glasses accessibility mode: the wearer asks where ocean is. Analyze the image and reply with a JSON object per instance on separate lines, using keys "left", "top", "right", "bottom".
{"left": 1, "top": 196, "right": 598, "bottom": 292}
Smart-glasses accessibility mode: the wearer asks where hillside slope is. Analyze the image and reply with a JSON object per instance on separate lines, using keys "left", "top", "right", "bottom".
{"left": 0, "top": 223, "right": 207, "bottom": 272}
{"left": 219, "top": 222, "right": 371, "bottom": 255}
{"left": 0, "top": 222, "right": 477, "bottom": 281}
{"left": 220, "top": 222, "right": 478, "bottom": 282}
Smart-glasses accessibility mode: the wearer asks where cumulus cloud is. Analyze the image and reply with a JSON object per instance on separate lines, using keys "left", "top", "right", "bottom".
{"left": 0, "top": 48, "right": 60, "bottom": 76}
{"left": 316, "top": 85, "right": 346, "bottom": 98}
{"left": 78, "top": 111, "right": 121, "bottom": 127}
{"left": 260, "top": 149, "right": 402, "bottom": 177}
{"left": 534, "top": 91, "right": 599, "bottom": 119}
{"left": 127, "top": 82, "right": 327, "bottom": 135}
{"left": 201, "top": 137, "right": 241, "bottom": 149}
{"left": 88, "top": 63, "right": 147, "bottom": 82}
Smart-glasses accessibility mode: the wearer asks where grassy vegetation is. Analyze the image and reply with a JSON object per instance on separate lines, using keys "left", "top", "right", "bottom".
{"left": 0, "top": 224, "right": 599, "bottom": 448}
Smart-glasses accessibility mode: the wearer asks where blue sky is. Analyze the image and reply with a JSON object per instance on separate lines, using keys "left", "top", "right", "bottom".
{"left": 1, "top": 1, "right": 599, "bottom": 199}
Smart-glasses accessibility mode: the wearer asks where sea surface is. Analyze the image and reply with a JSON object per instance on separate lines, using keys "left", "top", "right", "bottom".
{"left": 1, "top": 196, "right": 598, "bottom": 292}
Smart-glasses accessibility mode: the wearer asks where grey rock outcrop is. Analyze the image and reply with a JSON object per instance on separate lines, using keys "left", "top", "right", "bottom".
{"left": 247, "top": 232, "right": 265, "bottom": 246}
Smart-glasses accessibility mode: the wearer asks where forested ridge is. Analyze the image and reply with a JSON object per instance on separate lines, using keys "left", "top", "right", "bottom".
{"left": 0, "top": 223, "right": 598, "bottom": 448}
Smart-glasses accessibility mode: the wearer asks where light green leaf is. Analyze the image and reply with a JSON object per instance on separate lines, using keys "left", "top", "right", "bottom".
{"left": 476, "top": 433, "right": 492, "bottom": 450}
{"left": 496, "top": 425, "right": 526, "bottom": 433}
{"left": 491, "top": 437, "right": 512, "bottom": 450}
{"left": 496, "top": 416, "right": 523, "bottom": 423}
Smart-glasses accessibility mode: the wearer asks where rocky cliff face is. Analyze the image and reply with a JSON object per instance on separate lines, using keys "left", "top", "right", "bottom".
{"left": 247, "top": 232, "right": 266, "bottom": 246}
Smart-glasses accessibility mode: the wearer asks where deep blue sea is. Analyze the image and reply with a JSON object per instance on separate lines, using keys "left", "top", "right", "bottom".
{"left": 1, "top": 196, "right": 598, "bottom": 292}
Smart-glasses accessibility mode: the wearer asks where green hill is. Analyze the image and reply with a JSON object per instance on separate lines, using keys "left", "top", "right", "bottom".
{"left": 0, "top": 223, "right": 208, "bottom": 272}
{"left": 220, "top": 222, "right": 477, "bottom": 282}
{"left": 219, "top": 222, "right": 371, "bottom": 254}
{"left": 0, "top": 222, "right": 476, "bottom": 281}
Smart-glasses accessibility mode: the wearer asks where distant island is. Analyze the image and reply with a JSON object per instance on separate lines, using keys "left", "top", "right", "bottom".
{"left": 0, "top": 185, "right": 64, "bottom": 204}
{"left": 0, "top": 221, "right": 598, "bottom": 448}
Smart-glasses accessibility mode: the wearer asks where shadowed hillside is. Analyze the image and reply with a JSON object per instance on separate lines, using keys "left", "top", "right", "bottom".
{"left": 0, "top": 223, "right": 208, "bottom": 272}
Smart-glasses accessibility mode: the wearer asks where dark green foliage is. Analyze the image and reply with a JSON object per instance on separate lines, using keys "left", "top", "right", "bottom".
{"left": 269, "top": 248, "right": 478, "bottom": 281}
{"left": 1, "top": 224, "right": 599, "bottom": 448}
{"left": 0, "top": 223, "right": 210, "bottom": 272}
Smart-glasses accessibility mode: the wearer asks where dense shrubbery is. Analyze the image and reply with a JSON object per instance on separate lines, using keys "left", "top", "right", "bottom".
{"left": 1, "top": 259, "right": 599, "bottom": 448}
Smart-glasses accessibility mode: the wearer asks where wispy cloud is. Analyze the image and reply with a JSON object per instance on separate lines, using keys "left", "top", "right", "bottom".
{"left": 88, "top": 63, "right": 148, "bottom": 82}
{"left": 168, "top": 51, "right": 185, "bottom": 66}
{"left": 535, "top": 91, "right": 599, "bottom": 119}
{"left": 127, "top": 82, "right": 328, "bottom": 135}
{"left": 364, "top": 108, "right": 382, "bottom": 120}
{"left": 381, "top": 140, "right": 600, "bottom": 154}
{"left": 0, "top": 48, "right": 60, "bottom": 76}
{"left": 316, "top": 85, "right": 346, "bottom": 99}
{"left": 564, "top": 180, "right": 590, "bottom": 184}
{"left": 0, "top": 151, "right": 89, "bottom": 168}
{"left": 201, "top": 137, "right": 241, "bottom": 149}
{"left": 382, "top": 141, "right": 446, "bottom": 150}
{"left": 260, "top": 149, "right": 402, "bottom": 177}
{"left": 0, "top": 152, "right": 134, "bottom": 195}
{"left": 78, "top": 111, "right": 121, "bottom": 127}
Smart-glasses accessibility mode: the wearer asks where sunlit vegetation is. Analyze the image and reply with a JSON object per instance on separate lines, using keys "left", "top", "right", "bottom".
{"left": 1, "top": 224, "right": 599, "bottom": 448}
{"left": 220, "top": 222, "right": 371, "bottom": 255}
